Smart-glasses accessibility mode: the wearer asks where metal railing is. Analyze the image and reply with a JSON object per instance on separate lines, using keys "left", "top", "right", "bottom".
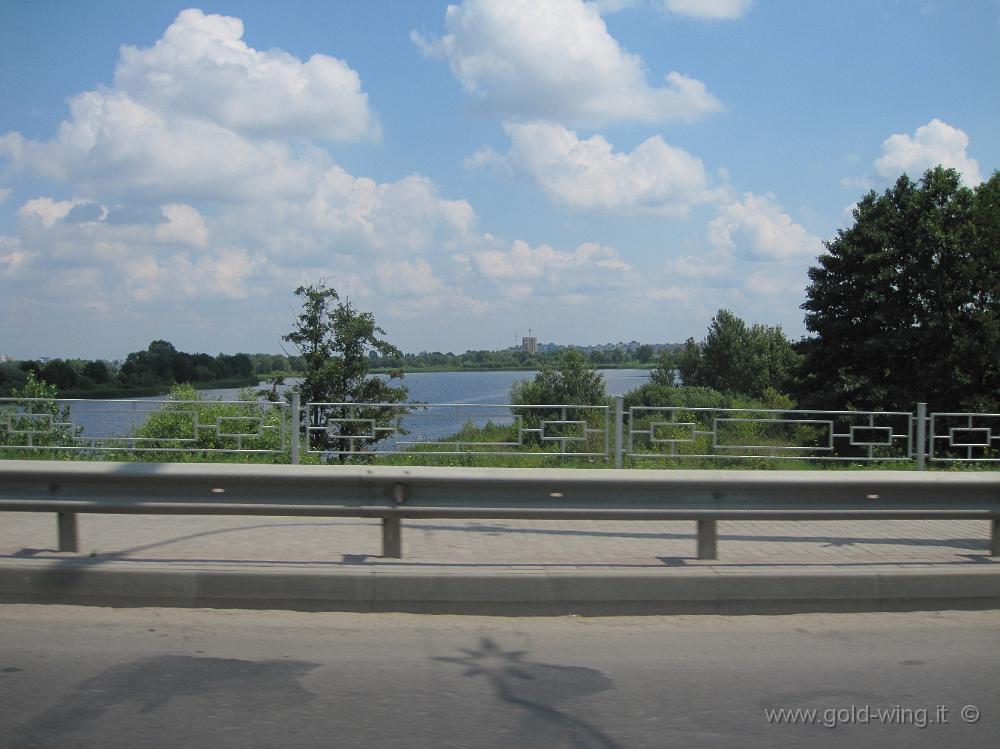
{"left": 930, "top": 412, "right": 1000, "bottom": 463}
{"left": 0, "top": 396, "right": 290, "bottom": 456}
{"left": 304, "top": 400, "right": 610, "bottom": 459}
{"left": 627, "top": 405, "right": 913, "bottom": 463}
{"left": 2, "top": 393, "right": 1000, "bottom": 468}
{"left": 1, "top": 460, "right": 998, "bottom": 560}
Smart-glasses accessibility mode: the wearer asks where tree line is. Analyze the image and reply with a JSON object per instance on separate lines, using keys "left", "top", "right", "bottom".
{"left": 0, "top": 341, "right": 302, "bottom": 397}
{"left": 367, "top": 345, "right": 664, "bottom": 372}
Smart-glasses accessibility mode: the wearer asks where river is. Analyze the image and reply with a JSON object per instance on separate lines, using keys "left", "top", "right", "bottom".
{"left": 60, "top": 369, "right": 652, "bottom": 443}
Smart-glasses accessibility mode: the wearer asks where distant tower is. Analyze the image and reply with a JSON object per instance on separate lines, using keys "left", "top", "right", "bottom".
{"left": 522, "top": 327, "right": 538, "bottom": 354}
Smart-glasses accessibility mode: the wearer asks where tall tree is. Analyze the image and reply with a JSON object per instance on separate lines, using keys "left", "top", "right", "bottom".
{"left": 510, "top": 348, "right": 606, "bottom": 407}
{"left": 678, "top": 310, "right": 799, "bottom": 398}
{"left": 799, "top": 167, "right": 1000, "bottom": 411}
{"left": 284, "top": 282, "right": 408, "bottom": 461}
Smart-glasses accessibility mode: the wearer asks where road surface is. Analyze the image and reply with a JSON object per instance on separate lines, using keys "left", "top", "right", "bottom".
{"left": 1, "top": 606, "right": 997, "bottom": 748}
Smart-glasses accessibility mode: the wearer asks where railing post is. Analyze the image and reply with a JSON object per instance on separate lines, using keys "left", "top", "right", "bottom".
{"left": 57, "top": 512, "right": 78, "bottom": 553}
{"left": 614, "top": 396, "right": 624, "bottom": 468}
{"left": 991, "top": 518, "right": 999, "bottom": 558}
{"left": 290, "top": 391, "right": 301, "bottom": 465}
{"left": 915, "top": 402, "right": 927, "bottom": 471}
{"left": 382, "top": 516, "right": 402, "bottom": 558}
{"left": 697, "top": 520, "right": 717, "bottom": 560}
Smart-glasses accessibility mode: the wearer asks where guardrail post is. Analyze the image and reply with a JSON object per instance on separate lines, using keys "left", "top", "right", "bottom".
{"left": 614, "top": 396, "right": 624, "bottom": 468}
{"left": 290, "top": 391, "right": 301, "bottom": 465}
{"left": 57, "top": 512, "right": 78, "bottom": 553}
{"left": 382, "top": 516, "right": 402, "bottom": 558}
{"left": 697, "top": 520, "right": 717, "bottom": 560}
{"left": 991, "top": 519, "right": 1000, "bottom": 558}
{"left": 915, "top": 402, "right": 927, "bottom": 471}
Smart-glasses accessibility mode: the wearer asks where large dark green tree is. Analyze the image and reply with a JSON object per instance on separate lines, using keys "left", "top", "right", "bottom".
{"left": 284, "top": 282, "right": 408, "bottom": 460}
{"left": 798, "top": 166, "right": 1000, "bottom": 411}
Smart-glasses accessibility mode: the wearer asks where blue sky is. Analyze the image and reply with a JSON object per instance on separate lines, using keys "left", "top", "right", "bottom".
{"left": 1, "top": 0, "right": 997, "bottom": 359}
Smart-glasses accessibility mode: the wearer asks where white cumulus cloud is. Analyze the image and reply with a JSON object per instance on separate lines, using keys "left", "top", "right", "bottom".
{"left": 299, "top": 169, "right": 477, "bottom": 255}
{"left": 874, "top": 119, "right": 983, "bottom": 185}
{"left": 708, "top": 193, "right": 823, "bottom": 261}
{"left": 491, "top": 120, "right": 722, "bottom": 214}
{"left": 115, "top": 9, "right": 378, "bottom": 142}
{"left": 1, "top": 88, "right": 327, "bottom": 204}
{"left": 413, "top": 0, "right": 721, "bottom": 125}
{"left": 154, "top": 203, "right": 209, "bottom": 248}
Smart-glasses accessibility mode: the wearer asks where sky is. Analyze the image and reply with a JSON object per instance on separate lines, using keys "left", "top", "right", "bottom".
{"left": 0, "top": 0, "right": 997, "bottom": 360}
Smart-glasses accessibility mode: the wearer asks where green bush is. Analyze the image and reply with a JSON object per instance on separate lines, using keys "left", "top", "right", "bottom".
{"left": 0, "top": 372, "right": 80, "bottom": 455}
{"left": 124, "top": 384, "right": 287, "bottom": 461}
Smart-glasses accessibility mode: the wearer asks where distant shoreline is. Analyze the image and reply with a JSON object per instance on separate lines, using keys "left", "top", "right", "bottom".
{"left": 21, "top": 366, "right": 653, "bottom": 399}
{"left": 370, "top": 364, "right": 654, "bottom": 375}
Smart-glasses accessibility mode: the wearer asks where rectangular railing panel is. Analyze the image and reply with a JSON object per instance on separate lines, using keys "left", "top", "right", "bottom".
{"left": 929, "top": 413, "right": 1000, "bottom": 462}
{"left": 304, "top": 402, "right": 610, "bottom": 459}
{"left": 627, "top": 407, "right": 913, "bottom": 463}
{"left": 0, "top": 397, "right": 289, "bottom": 456}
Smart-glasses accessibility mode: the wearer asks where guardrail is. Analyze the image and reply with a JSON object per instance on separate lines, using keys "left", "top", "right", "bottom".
{"left": 3, "top": 394, "right": 1000, "bottom": 467}
{"left": 1, "top": 460, "right": 998, "bottom": 560}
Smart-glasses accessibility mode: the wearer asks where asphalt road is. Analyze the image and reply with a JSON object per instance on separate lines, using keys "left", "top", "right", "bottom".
{"left": 0, "top": 606, "right": 998, "bottom": 748}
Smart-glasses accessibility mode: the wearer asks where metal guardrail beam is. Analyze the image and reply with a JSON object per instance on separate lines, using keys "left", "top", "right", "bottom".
{"left": 1, "top": 460, "right": 999, "bottom": 559}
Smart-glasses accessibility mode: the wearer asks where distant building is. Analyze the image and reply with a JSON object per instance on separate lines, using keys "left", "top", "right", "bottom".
{"left": 0, "top": 353, "right": 11, "bottom": 363}
{"left": 522, "top": 336, "right": 538, "bottom": 354}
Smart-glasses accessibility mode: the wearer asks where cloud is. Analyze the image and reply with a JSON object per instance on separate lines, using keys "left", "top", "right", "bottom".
{"left": 17, "top": 197, "right": 77, "bottom": 229}
{"left": 486, "top": 120, "right": 722, "bottom": 214}
{"left": 375, "top": 257, "right": 489, "bottom": 318}
{"left": 413, "top": 0, "right": 721, "bottom": 125}
{"left": 468, "top": 239, "right": 635, "bottom": 309}
{"left": 125, "top": 247, "right": 264, "bottom": 302}
{"left": 115, "top": 9, "right": 378, "bottom": 142}
{"left": 375, "top": 258, "right": 444, "bottom": 296}
{"left": 0, "top": 6, "right": 483, "bottom": 323}
{"left": 874, "top": 119, "right": 983, "bottom": 185}
{"left": 298, "top": 169, "right": 477, "bottom": 255}
{"left": 0, "top": 9, "right": 379, "bottom": 205}
{"left": 707, "top": 193, "right": 823, "bottom": 261}
{"left": 1, "top": 89, "right": 328, "bottom": 204}
{"left": 659, "top": 0, "right": 753, "bottom": 20}
{"left": 0, "top": 236, "right": 33, "bottom": 278}
{"left": 472, "top": 239, "right": 632, "bottom": 281}
{"left": 154, "top": 204, "right": 209, "bottom": 248}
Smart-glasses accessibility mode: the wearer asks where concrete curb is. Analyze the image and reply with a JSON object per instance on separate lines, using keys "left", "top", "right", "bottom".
{"left": 2, "top": 560, "right": 1000, "bottom": 615}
